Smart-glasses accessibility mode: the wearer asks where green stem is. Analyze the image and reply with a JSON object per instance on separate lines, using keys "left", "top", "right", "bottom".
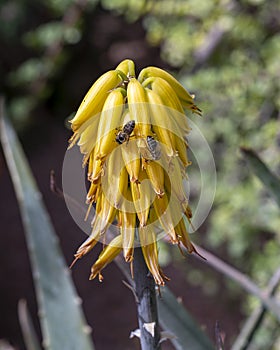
{"left": 133, "top": 247, "right": 162, "bottom": 350}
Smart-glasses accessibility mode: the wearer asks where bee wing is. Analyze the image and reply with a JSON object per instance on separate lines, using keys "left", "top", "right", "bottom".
{"left": 153, "top": 142, "right": 161, "bottom": 160}
{"left": 137, "top": 138, "right": 154, "bottom": 160}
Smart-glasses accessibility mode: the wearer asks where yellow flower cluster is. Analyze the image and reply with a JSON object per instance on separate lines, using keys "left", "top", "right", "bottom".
{"left": 68, "top": 59, "right": 202, "bottom": 285}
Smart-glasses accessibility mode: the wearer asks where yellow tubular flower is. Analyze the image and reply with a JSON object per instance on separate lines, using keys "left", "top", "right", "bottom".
{"left": 175, "top": 218, "right": 205, "bottom": 260}
{"left": 127, "top": 78, "right": 151, "bottom": 138}
{"left": 144, "top": 160, "right": 165, "bottom": 198}
{"left": 96, "top": 193, "right": 118, "bottom": 235}
{"left": 138, "top": 66, "right": 194, "bottom": 103}
{"left": 88, "top": 158, "right": 104, "bottom": 183}
{"left": 153, "top": 194, "right": 178, "bottom": 244}
{"left": 145, "top": 87, "right": 177, "bottom": 159}
{"left": 87, "top": 152, "right": 95, "bottom": 180}
{"left": 116, "top": 59, "right": 135, "bottom": 77}
{"left": 94, "top": 88, "right": 126, "bottom": 162}
{"left": 76, "top": 116, "right": 99, "bottom": 160}
{"left": 151, "top": 77, "right": 185, "bottom": 114}
{"left": 131, "top": 170, "right": 153, "bottom": 227}
{"left": 120, "top": 188, "right": 136, "bottom": 262}
{"left": 86, "top": 180, "right": 101, "bottom": 204}
{"left": 74, "top": 197, "right": 104, "bottom": 259}
{"left": 138, "top": 66, "right": 202, "bottom": 115}
{"left": 164, "top": 156, "right": 189, "bottom": 205}
{"left": 90, "top": 235, "right": 123, "bottom": 281}
{"left": 148, "top": 78, "right": 191, "bottom": 166}
{"left": 121, "top": 142, "right": 141, "bottom": 183}
{"left": 71, "top": 70, "right": 124, "bottom": 132}
{"left": 73, "top": 231, "right": 100, "bottom": 264}
{"left": 120, "top": 106, "right": 140, "bottom": 183}
{"left": 139, "top": 226, "right": 167, "bottom": 286}
{"left": 175, "top": 218, "right": 196, "bottom": 253}
{"left": 102, "top": 146, "right": 128, "bottom": 209}
{"left": 69, "top": 59, "right": 202, "bottom": 284}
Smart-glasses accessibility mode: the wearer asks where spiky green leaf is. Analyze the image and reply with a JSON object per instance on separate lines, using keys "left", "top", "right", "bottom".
{"left": 0, "top": 100, "right": 94, "bottom": 350}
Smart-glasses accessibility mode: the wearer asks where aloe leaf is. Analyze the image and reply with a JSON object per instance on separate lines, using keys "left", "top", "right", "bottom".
{"left": 157, "top": 287, "right": 215, "bottom": 350}
{"left": 0, "top": 100, "right": 94, "bottom": 350}
{"left": 18, "top": 300, "right": 41, "bottom": 350}
{"left": 0, "top": 340, "right": 16, "bottom": 350}
{"left": 241, "top": 147, "right": 280, "bottom": 208}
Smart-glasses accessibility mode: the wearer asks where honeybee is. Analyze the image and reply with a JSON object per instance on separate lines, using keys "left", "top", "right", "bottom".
{"left": 138, "top": 136, "right": 161, "bottom": 161}
{"left": 116, "top": 120, "right": 136, "bottom": 144}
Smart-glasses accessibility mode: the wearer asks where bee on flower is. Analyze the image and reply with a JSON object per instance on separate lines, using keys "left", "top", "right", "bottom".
{"left": 115, "top": 120, "right": 136, "bottom": 145}
{"left": 139, "top": 136, "right": 161, "bottom": 161}
{"left": 68, "top": 59, "right": 203, "bottom": 285}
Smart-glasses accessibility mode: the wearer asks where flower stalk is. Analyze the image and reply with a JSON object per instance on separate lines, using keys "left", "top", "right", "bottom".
{"left": 133, "top": 246, "right": 161, "bottom": 350}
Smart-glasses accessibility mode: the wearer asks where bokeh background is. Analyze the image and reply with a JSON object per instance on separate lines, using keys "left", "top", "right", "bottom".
{"left": 1, "top": 0, "right": 280, "bottom": 349}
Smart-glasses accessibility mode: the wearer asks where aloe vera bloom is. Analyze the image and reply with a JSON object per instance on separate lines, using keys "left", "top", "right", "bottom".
{"left": 68, "top": 59, "right": 203, "bottom": 285}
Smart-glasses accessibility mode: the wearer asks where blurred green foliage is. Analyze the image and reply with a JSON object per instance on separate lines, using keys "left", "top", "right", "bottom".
{"left": 0, "top": 108, "right": 95, "bottom": 350}
{"left": 23, "top": 22, "right": 82, "bottom": 49}
{"left": 0, "top": 0, "right": 97, "bottom": 125}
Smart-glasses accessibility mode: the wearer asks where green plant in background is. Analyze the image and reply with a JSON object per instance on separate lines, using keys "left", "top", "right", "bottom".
{"left": 1, "top": 0, "right": 98, "bottom": 127}
{"left": 0, "top": 100, "right": 95, "bottom": 350}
